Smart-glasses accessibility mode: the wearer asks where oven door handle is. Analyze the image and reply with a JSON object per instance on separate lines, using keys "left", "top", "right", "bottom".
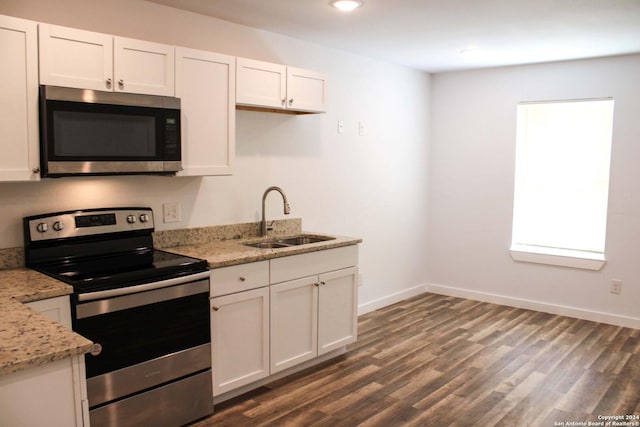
{"left": 77, "top": 271, "right": 211, "bottom": 302}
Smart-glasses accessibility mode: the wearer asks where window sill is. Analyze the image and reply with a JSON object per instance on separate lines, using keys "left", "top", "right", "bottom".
{"left": 509, "top": 244, "right": 606, "bottom": 271}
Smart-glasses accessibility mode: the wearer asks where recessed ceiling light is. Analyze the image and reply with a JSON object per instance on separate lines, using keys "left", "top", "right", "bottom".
{"left": 330, "top": 0, "right": 364, "bottom": 12}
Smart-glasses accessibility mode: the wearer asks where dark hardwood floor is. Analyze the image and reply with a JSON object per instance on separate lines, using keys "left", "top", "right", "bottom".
{"left": 193, "top": 293, "right": 640, "bottom": 426}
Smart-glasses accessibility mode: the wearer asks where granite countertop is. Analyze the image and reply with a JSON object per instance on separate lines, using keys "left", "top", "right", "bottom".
{"left": 0, "top": 269, "right": 93, "bottom": 377}
{"left": 165, "top": 232, "right": 362, "bottom": 268}
{"left": 0, "top": 219, "right": 361, "bottom": 378}
{"left": 0, "top": 268, "right": 72, "bottom": 303}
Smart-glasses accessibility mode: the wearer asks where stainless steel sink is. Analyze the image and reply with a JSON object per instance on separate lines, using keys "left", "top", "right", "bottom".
{"left": 245, "top": 241, "right": 290, "bottom": 249}
{"left": 276, "top": 236, "right": 333, "bottom": 246}
{"left": 243, "top": 234, "right": 335, "bottom": 249}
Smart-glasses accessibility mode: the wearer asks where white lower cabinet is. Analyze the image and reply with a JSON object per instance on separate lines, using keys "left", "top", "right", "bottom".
{"left": 270, "top": 266, "right": 358, "bottom": 374}
{"left": 1, "top": 296, "right": 89, "bottom": 427}
{"left": 211, "top": 245, "right": 359, "bottom": 398}
{"left": 270, "top": 276, "right": 319, "bottom": 373}
{"left": 317, "top": 267, "right": 359, "bottom": 355}
{"left": 210, "top": 261, "right": 270, "bottom": 397}
{"left": 211, "top": 287, "right": 270, "bottom": 395}
{"left": 25, "top": 295, "right": 72, "bottom": 328}
{"left": 0, "top": 356, "right": 88, "bottom": 427}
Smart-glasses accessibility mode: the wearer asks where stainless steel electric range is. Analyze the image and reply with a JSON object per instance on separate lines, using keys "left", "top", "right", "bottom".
{"left": 24, "top": 207, "right": 213, "bottom": 427}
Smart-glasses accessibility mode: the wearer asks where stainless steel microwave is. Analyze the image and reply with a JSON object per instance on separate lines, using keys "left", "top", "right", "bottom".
{"left": 39, "top": 85, "right": 182, "bottom": 177}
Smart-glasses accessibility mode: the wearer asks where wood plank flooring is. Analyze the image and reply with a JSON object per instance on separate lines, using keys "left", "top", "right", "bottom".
{"left": 192, "top": 293, "right": 640, "bottom": 427}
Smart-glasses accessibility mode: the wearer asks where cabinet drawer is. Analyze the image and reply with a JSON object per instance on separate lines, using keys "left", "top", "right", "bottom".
{"left": 270, "top": 245, "right": 358, "bottom": 284}
{"left": 211, "top": 261, "right": 269, "bottom": 297}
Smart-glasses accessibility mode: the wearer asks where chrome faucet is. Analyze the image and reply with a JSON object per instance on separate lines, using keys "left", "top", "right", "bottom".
{"left": 261, "top": 186, "right": 291, "bottom": 236}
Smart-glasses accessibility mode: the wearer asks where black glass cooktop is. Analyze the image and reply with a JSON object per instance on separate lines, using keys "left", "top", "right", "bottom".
{"left": 34, "top": 249, "right": 208, "bottom": 294}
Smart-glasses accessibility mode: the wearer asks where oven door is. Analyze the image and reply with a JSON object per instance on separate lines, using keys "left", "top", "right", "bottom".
{"left": 39, "top": 85, "right": 181, "bottom": 176}
{"left": 74, "top": 273, "right": 211, "bottom": 408}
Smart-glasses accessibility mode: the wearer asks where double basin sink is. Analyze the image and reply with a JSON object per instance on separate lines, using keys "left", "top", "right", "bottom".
{"left": 243, "top": 234, "right": 335, "bottom": 249}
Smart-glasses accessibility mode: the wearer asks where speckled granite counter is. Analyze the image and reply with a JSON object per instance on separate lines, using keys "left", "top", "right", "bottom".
{"left": 0, "top": 218, "right": 359, "bottom": 377}
{"left": 0, "top": 269, "right": 93, "bottom": 377}
{"left": 0, "top": 268, "right": 71, "bottom": 303}
{"left": 163, "top": 232, "right": 362, "bottom": 268}
{"left": 156, "top": 218, "right": 361, "bottom": 268}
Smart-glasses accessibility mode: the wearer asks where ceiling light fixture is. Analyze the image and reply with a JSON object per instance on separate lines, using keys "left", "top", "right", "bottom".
{"left": 330, "top": 0, "right": 364, "bottom": 12}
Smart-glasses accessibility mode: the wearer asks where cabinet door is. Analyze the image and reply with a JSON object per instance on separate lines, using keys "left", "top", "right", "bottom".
{"left": 39, "top": 23, "right": 113, "bottom": 91}
{"left": 211, "top": 287, "right": 269, "bottom": 395}
{"left": 25, "top": 296, "right": 72, "bottom": 329}
{"left": 114, "top": 37, "right": 174, "bottom": 96}
{"left": 318, "top": 267, "right": 358, "bottom": 355}
{"left": 286, "top": 66, "right": 327, "bottom": 113}
{"left": 270, "top": 277, "right": 318, "bottom": 374}
{"left": 0, "top": 356, "right": 87, "bottom": 427}
{"left": 0, "top": 15, "right": 39, "bottom": 182}
{"left": 236, "top": 57, "right": 286, "bottom": 109}
{"left": 176, "top": 47, "right": 235, "bottom": 176}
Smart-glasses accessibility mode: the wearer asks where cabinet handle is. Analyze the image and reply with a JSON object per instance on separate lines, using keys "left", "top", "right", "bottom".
{"left": 118, "top": 79, "right": 124, "bottom": 89}
{"left": 89, "top": 343, "right": 103, "bottom": 356}
{"left": 212, "top": 306, "right": 220, "bottom": 311}
{"left": 106, "top": 78, "right": 112, "bottom": 89}
{"left": 32, "top": 167, "right": 40, "bottom": 174}
{"left": 281, "top": 98, "right": 286, "bottom": 106}
{"left": 288, "top": 98, "right": 294, "bottom": 106}
{"left": 239, "top": 276, "right": 246, "bottom": 282}
{"left": 314, "top": 282, "right": 320, "bottom": 287}
{"left": 320, "top": 281, "right": 326, "bottom": 286}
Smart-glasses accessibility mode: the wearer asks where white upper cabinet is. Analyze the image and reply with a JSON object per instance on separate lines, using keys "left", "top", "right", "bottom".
{"left": 236, "top": 58, "right": 326, "bottom": 113}
{"left": 39, "top": 24, "right": 174, "bottom": 96}
{"left": 236, "top": 58, "right": 286, "bottom": 110}
{"left": 114, "top": 37, "right": 174, "bottom": 96}
{"left": 39, "top": 24, "right": 113, "bottom": 92}
{"left": 176, "top": 47, "right": 235, "bottom": 176}
{"left": 0, "top": 15, "right": 40, "bottom": 181}
{"left": 286, "top": 66, "right": 327, "bottom": 113}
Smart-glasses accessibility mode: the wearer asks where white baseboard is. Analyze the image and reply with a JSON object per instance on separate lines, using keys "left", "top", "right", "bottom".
{"left": 358, "top": 284, "right": 428, "bottom": 315}
{"left": 427, "top": 283, "right": 640, "bottom": 330}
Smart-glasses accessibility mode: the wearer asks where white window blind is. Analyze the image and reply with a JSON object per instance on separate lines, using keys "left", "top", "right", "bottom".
{"left": 511, "top": 99, "right": 614, "bottom": 267}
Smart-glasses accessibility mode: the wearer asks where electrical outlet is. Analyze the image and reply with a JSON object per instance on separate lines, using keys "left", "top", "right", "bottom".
{"left": 163, "top": 203, "right": 181, "bottom": 223}
{"left": 337, "top": 120, "right": 344, "bottom": 134}
{"left": 610, "top": 279, "right": 622, "bottom": 295}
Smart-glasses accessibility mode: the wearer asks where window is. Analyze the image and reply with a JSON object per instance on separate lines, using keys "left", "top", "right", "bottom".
{"left": 510, "top": 98, "right": 614, "bottom": 270}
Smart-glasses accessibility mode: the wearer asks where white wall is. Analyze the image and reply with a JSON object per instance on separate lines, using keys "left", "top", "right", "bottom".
{"left": 428, "top": 54, "right": 640, "bottom": 327}
{"left": 0, "top": 0, "right": 431, "bottom": 310}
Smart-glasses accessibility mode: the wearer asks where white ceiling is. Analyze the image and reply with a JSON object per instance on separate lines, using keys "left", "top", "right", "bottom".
{"left": 146, "top": 0, "right": 640, "bottom": 73}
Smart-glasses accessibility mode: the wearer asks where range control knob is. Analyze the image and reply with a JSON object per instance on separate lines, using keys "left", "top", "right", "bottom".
{"left": 139, "top": 213, "right": 150, "bottom": 223}
{"left": 36, "top": 222, "right": 49, "bottom": 233}
{"left": 126, "top": 215, "right": 137, "bottom": 224}
{"left": 53, "top": 221, "right": 64, "bottom": 231}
